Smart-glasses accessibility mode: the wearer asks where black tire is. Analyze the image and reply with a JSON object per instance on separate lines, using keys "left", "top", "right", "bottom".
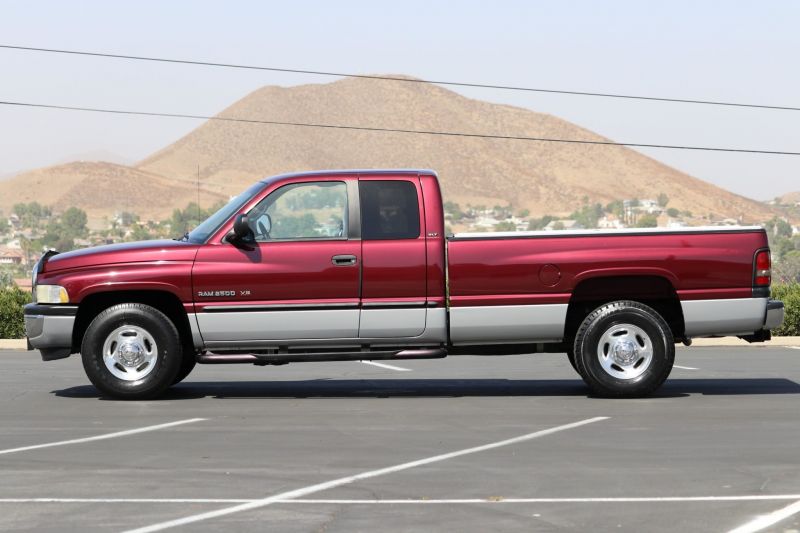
{"left": 172, "top": 348, "right": 197, "bottom": 386}
{"left": 81, "top": 303, "right": 182, "bottom": 400}
{"left": 566, "top": 349, "right": 582, "bottom": 376}
{"left": 573, "top": 300, "right": 674, "bottom": 398}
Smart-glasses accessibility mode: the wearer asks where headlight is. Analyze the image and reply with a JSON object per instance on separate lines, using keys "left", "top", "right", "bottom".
{"left": 35, "top": 285, "right": 69, "bottom": 304}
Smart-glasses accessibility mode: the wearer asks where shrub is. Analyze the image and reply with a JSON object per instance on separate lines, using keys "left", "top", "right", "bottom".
{"left": 0, "top": 286, "right": 31, "bottom": 339}
{"left": 771, "top": 283, "right": 800, "bottom": 336}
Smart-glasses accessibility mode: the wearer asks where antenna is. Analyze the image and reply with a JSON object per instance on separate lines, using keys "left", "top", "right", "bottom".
{"left": 196, "top": 164, "right": 200, "bottom": 222}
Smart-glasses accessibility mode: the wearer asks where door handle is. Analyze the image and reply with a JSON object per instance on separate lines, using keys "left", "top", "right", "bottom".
{"left": 332, "top": 254, "right": 357, "bottom": 266}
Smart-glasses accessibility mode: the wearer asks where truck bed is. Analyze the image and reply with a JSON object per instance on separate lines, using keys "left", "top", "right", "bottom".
{"left": 446, "top": 226, "right": 769, "bottom": 345}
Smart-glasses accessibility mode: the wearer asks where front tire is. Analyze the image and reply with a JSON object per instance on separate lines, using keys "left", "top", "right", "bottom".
{"left": 81, "top": 303, "right": 182, "bottom": 400}
{"left": 573, "top": 300, "right": 674, "bottom": 398}
{"left": 172, "top": 349, "right": 197, "bottom": 386}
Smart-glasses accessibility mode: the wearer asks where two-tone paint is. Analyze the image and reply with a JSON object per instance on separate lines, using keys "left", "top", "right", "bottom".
{"left": 25, "top": 169, "right": 783, "bottom": 363}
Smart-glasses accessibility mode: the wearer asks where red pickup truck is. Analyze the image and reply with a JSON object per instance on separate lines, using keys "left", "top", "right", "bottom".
{"left": 24, "top": 169, "right": 784, "bottom": 400}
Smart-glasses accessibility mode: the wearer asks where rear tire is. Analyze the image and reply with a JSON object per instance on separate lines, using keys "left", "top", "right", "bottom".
{"left": 81, "top": 303, "right": 182, "bottom": 400}
{"left": 573, "top": 300, "right": 674, "bottom": 398}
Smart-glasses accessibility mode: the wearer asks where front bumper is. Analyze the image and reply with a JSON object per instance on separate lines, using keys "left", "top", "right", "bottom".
{"left": 765, "top": 299, "right": 784, "bottom": 330}
{"left": 24, "top": 304, "right": 78, "bottom": 361}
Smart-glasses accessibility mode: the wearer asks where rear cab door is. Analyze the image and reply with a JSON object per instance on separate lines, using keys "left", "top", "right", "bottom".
{"left": 358, "top": 173, "right": 428, "bottom": 338}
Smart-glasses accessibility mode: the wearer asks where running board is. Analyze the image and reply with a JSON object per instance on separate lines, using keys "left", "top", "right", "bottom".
{"left": 197, "top": 348, "right": 447, "bottom": 365}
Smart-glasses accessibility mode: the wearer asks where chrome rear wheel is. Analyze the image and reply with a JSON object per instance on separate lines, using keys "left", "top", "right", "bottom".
{"left": 573, "top": 300, "right": 674, "bottom": 398}
{"left": 596, "top": 323, "right": 653, "bottom": 380}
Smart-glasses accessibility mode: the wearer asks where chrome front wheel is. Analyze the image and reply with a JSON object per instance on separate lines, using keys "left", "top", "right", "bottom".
{"left": 102, "top": 325, "right": 159, "bottom": 381}
{"left": 81, "top": 303, "right": 182, "bottom": 400}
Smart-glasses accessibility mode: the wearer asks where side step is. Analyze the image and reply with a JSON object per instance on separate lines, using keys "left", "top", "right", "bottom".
{"left": 197, "top": 348, "right": 447, "bottom": 365}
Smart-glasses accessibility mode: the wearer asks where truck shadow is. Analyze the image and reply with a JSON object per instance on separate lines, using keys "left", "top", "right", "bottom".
{"left": 53, "top": 378, "right": 800, "bottom": 401}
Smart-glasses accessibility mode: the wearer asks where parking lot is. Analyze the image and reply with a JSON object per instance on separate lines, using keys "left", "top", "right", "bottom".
{"left": 1, "top": 346, "right": 799, "bottom": 532}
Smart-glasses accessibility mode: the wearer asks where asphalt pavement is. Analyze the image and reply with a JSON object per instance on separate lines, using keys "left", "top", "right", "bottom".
{"left": 1, "top": 346, "right": 799, "bottom": 532}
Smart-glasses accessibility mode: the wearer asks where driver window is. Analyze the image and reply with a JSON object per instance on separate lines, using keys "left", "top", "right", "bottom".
{"left": 249, "top": 181, "right": 348, "bottom": 241}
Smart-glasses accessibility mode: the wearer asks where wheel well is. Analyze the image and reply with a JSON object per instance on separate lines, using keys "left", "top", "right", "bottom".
{"left": 564, "top": 276, "right": 685, "bottom": 343}
{"left": 72, "top": 290, "right": 194, "bottom": 353}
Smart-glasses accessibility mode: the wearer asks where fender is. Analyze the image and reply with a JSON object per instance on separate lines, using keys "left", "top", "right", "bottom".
{"left": 572, "top": 267, "right": 680, "bottom": 288}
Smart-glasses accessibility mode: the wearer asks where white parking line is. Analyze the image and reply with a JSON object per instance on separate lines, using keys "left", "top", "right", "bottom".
{"left": 358, "top": 360, "right": 411, "bottom": 372}
{"left": 673, "top": 365, "right": 699, "bottom": 370}
{"left": 728, "top": 499, "right": 800, "bottom": 533}
{"left": 4, "top": 494, "right": 800, "bottom": 504}
{"left": 788, "top": 346, "right": 800, "bottom": 351}
{"left": 0, "top": 418, "right": 206, "bottom": 456}
{"left": 124, "top": 416, "right": 608, "bottom": 533}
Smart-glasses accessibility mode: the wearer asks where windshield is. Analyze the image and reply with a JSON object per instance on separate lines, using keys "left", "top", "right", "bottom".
{"left": 185, "top": 182, "right": 266, "bottom": 243}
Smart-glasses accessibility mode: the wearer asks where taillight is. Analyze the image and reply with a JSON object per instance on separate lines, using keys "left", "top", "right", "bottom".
{"left": 754, "top": 250, "right": 771, "bottom": 286}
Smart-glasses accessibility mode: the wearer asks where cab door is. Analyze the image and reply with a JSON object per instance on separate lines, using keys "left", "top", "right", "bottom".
{"left": 358, "top": 175, "right": 427, "bottom": 338}
{"left": 192, "top": 178, "right": 361, "bottom": 342}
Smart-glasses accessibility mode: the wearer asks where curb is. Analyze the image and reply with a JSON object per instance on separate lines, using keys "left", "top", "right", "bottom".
{"left": 687, "top": 336, "right": 800, "bottom": 347}
{"left": 2, "top": 338, "right": 799, "bottom": 351}
{"left": 0, "top": 339, "right": 29, "bottom": 350}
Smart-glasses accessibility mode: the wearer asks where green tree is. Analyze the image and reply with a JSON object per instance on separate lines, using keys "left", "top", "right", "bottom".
{"left": 774, "top": 252, "right": 800, "bottom": 284}
{"left": 494, "top": 221, "right": 517, "bottom": 232}
{"left": 528, "top": 215, "right": 554, "bottom": 231}
{"left": 657, "top": 193, "right": 669, "bottom": 207}
{"left": 765, "top": 217, "right": 793, "bottom": 239}
{"left": 12, "top": 203, "right": 28, "bottom": 218}
{"left": 516, "top": 208, "right": 530, "bottom": 218}
{"left": 636, "top": 214, "right": 658, "bottom": 228}
{"left": 570, "top": 203, "right": 604, "bottom": 229}
{"left": 130, "top": 224, "right": 153, "bottom": 241}
{"left": 605, "top": 200, "right": 624, "bottom": 218}
{"left": 666, "top": 207, "right": 680, "bottom": 217}
{"left": 443, "top": 201, "right": 464, "bottom": 220}
{"left": 61, "top": 207, "right": 88, "bottom": 238}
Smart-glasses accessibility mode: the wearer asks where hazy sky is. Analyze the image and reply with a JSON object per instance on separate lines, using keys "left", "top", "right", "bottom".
{"left": 1, "top": 0, "right": 798, "bottom": 200}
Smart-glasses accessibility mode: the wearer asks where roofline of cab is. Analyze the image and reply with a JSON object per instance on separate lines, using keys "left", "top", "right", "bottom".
{"left": 258, "top": 168, "right": 439, "bottom": 184}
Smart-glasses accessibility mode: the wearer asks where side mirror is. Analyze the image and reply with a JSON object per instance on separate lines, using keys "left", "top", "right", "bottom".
{"left": 229, "top": 214, "right": 255, "bottom": 245}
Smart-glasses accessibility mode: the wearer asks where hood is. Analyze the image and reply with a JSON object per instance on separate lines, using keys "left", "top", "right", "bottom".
{"left": 44, "top": 240, "right": 201, "bottom": 273}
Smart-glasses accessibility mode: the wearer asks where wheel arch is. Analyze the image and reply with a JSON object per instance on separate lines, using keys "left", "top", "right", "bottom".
{"left": 564, "top": 275, "right": 685, "bottom": 343}
{"left": 72, "top": 290, "right": 195, "bottom": 354}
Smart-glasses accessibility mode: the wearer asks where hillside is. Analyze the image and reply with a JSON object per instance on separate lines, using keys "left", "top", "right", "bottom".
{"left": 0, "top": 76, "right": 780, "bottom": 222}
{"left": 777, "top": 191, "right": 800, "bottom": 205}
{"left": 0, "top": 161, "right": 226, "bottom": 222}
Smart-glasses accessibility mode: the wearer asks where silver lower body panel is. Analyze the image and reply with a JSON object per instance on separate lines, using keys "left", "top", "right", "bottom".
{"left": 681, "top": 297, "right": 768, "bottom": 337}
{"left": 449, "top": 304, "right": 568, "bottom": 345}
{"left": 24, "top": 314, "right": 75, "bottom": 350}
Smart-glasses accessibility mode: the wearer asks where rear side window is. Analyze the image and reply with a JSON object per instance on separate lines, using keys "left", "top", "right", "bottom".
{"left": 360, "top": 180, "right": 421, "bottom": 240}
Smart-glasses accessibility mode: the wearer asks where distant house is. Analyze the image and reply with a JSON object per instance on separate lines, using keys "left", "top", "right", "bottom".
{"left": 667, "top": 219, "right": 689, "bottom": 228}
{"left": 13, "top": 278, "right": 32, "bottom": 292}
{"left": 597, "top": 215, "right": 624, "bottom": 229}
{"left": 473, "top": 215, "right": 500, "bottom": 229}
{"left": 639, "top": 199, "right": 662, "bottom": 214}
{"left": 544, "top": 219, "right": 584, "bottom": 231}
{"left": 0, "top": 247, "right": 24, "bottom": 265}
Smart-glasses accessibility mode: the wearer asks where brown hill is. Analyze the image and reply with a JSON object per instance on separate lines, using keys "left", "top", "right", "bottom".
{"left": 777, "top": 191, "right": 800, "bottom": 205}
{"left": 0, "top": 161, "right": 225, "bottom": 222}
{"left": 137, "top": 76, "right": 775, "bottom": 222}
{"left": 0, "top": 76, "right": 779, "bottom": 222}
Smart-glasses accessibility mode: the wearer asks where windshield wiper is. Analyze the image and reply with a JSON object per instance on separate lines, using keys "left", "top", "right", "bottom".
{"left": 175, "top": 232, "right": 190, "bottom": 242}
